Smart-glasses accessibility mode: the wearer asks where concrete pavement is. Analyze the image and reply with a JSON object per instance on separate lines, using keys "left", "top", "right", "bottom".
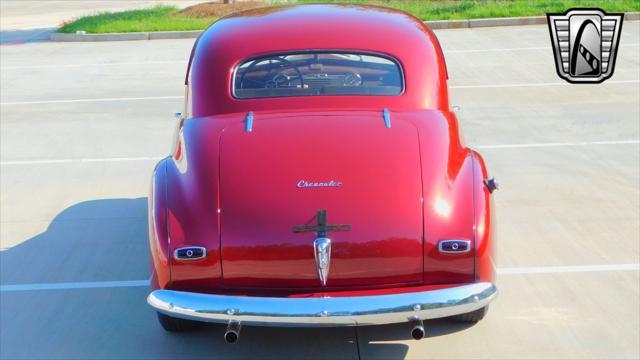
{"left": 0, "top": 0, "right": 203, "bottom": 43}
{"left": 0, "top": 0, "right": 204, "bottom": 29}
{"left": 1, "top": 21, "right": 639, "bottom": 359}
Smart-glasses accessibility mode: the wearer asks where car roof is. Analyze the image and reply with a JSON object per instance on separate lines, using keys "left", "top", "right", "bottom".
{"left": 188, "top": 4, "right": 449, "bottom": 117}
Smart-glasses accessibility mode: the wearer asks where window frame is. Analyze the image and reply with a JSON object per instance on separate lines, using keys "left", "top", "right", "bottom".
{"left": 231, "top": 50, "right": 406, "bottom": 99}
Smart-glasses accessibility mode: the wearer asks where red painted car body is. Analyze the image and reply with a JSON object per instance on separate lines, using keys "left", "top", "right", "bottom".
{"left": 148, "top": 4, "right": 496, "bottom": 332}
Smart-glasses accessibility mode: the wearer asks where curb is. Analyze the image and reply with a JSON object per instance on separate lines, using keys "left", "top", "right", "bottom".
{"left": 50, "top": 30, "right": 202, "bottom": 41}
{"left": 626, "top": 12, "right": 640, "bottom": 20}
{"left": 425, "top": 15, "right": 547, "bottom": 29}
{"left": 50, "top": 12, "right": 640, "bottom": 42}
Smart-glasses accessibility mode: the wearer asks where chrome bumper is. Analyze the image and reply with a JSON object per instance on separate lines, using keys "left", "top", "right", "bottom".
{"left": 147, "top": 282, "right": 497, "bottom": 327}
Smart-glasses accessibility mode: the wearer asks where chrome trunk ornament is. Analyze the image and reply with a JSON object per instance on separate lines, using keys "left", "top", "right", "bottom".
{"left": 292, "top": 209, "right": 351, "bottom": 286}
{"left": 313, "top": 237, "right": 331, "bottom": 286}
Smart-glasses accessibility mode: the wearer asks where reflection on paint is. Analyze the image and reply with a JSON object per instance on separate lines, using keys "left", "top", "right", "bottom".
{"left": 433, "top": 197, "right": 451, "bottom": 218}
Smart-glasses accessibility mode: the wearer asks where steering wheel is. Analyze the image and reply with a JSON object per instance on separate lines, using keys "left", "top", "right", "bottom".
{"left": 239, "top": 57, "right": 304, "bottom": 89}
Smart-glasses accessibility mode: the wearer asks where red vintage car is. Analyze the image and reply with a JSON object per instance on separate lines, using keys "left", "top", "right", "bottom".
{"left": 147, "top": 4, "right": 497, "bottom": 342}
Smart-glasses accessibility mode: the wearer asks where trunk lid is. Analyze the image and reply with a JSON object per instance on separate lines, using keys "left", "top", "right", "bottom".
{"left": 219, "top": 111, "right": 423, "bottom": 289}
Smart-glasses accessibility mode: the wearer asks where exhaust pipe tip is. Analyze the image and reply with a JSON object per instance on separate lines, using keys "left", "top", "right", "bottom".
{"left": 411, "top": 325, "right": 425, "bottom": 340}
{"left": 224, "top": 320, "right": 241, "bottom": 344}
{"left": 409, "top": 317, "right": 425, "bottom": 340}
{"left": 224, "top": 330, "right": 239, "bottom": 344}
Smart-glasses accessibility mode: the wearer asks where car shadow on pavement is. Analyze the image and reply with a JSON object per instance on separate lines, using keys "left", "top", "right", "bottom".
{"left": 0, "top": 198, "right": 474, "bottom": 359}
{"left": 0, "top": 198, "right": 150, "bottom": 285}
{"left": 354, "top": 319, "right": 476, "bottom": 358}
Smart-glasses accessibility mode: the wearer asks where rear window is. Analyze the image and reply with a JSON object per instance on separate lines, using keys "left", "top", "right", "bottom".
{"left": 233, "top": 52, "right": 403, "bottom": 99}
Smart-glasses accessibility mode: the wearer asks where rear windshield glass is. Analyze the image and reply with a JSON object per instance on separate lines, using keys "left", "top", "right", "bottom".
{"left": 233, "top": 52, "right": 403, "bottom": 99}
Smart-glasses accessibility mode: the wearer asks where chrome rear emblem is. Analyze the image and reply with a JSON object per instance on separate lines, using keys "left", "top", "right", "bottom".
{"left": 292, "top": 209, "right": 351, "bottom": 286}
{"left": 313, "top": 237, "right": 331, "bottom": 286}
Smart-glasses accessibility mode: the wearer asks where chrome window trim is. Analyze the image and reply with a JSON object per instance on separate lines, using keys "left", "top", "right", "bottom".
{"left": 438, "top": 239, "right": 471, "bottom": 254}
{"left": 231, "top": 49, "right": 406, "bottom": 99}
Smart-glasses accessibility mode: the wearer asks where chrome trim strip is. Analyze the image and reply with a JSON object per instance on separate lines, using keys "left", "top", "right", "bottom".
{"left": 230, "top": 50, "right": 406, "bottom": 100}
{"left": 383, "top": 108, "right": 391, "bottom": 128}
{"left": 147, "top": 282, "right": 496, "bottom": 327}
{"left": 245, "top": 111, "right": 254, "bottom": 132}
{"left": 173, "top": 246, "right": 207, "bottom": 261}
{"left": 438, "top": 240, "right": 472, "bottom": 254}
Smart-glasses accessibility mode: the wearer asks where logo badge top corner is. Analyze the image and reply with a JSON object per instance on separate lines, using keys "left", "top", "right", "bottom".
{"left": 547, "top": 8, "right": 624, "bottom": 83}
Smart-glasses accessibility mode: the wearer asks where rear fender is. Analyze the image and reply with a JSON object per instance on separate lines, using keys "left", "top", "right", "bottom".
{"left": 165, "top": 118, "right": 226, "bottom": 290}
{"left": 471, "top": 151, "right": 496, "bottom": 283}
{"left": 422, "top": 154, "right": 476, "bottom": 284}
{"left": 149, "top": 160, "right": 170, "bottom": 289}
{"left": 414, "top": 111, "right": 475, "bottom": 284}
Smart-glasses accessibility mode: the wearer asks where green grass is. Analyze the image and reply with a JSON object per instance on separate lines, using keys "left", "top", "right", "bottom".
{"left": 296, "top": 0, "right": 640, "bottom": 20}
{"left": 59, "top": 1, "right": 640, "bottom": 34}
{"left": 58, "top": 6, "right": 215, "bottom": 34}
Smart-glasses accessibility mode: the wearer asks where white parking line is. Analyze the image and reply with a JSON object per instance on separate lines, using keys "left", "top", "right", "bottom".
{"left": 1, "top": 157, "right": 164, "bottom": 165}
{"left": 0, "top": 96, "right": 183, "bottom": 105}
{"left": 450, "top": 79, "right": 639, "bottom": 89}
{"left": 476, "top": 139, "right": 640, "bottom": 149}
{"left": 444, "top": 43, "right": 639, "bottom": 53}
{"left": 80, "top": 156, "right": 164, "bottom": 163}
{"left": 2, "top": 79, "right": 637, "bottom": 106}
{"left": 0, "top": 60, "right": 186, "bottom": 70}
{"left": 1, "top": 44, "right": 637, "bottom": 69}
{"left": 2, "top": 140, "right": 637, "bottom": 166}
{"left": 1, "top": 264, "right": 637, "bottom": 292}
{"left": 497, "top": 263, "right": 640, "bottom": 275}
{"left": 2, "top": 159, "right": 74, "bottom": 165}
{"left": 0, "top": 280, "right": 149, "bottom": 292}
{"left": 446, "top": 46, "right": 551, "bottom": 53}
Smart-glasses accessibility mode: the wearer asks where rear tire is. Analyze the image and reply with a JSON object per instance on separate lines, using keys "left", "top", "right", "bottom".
{"left": 452, "top": 306, "right": 488, "bottom": 323}
{"left": 157, "top": 312, "right": 202, "bottom": 332}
